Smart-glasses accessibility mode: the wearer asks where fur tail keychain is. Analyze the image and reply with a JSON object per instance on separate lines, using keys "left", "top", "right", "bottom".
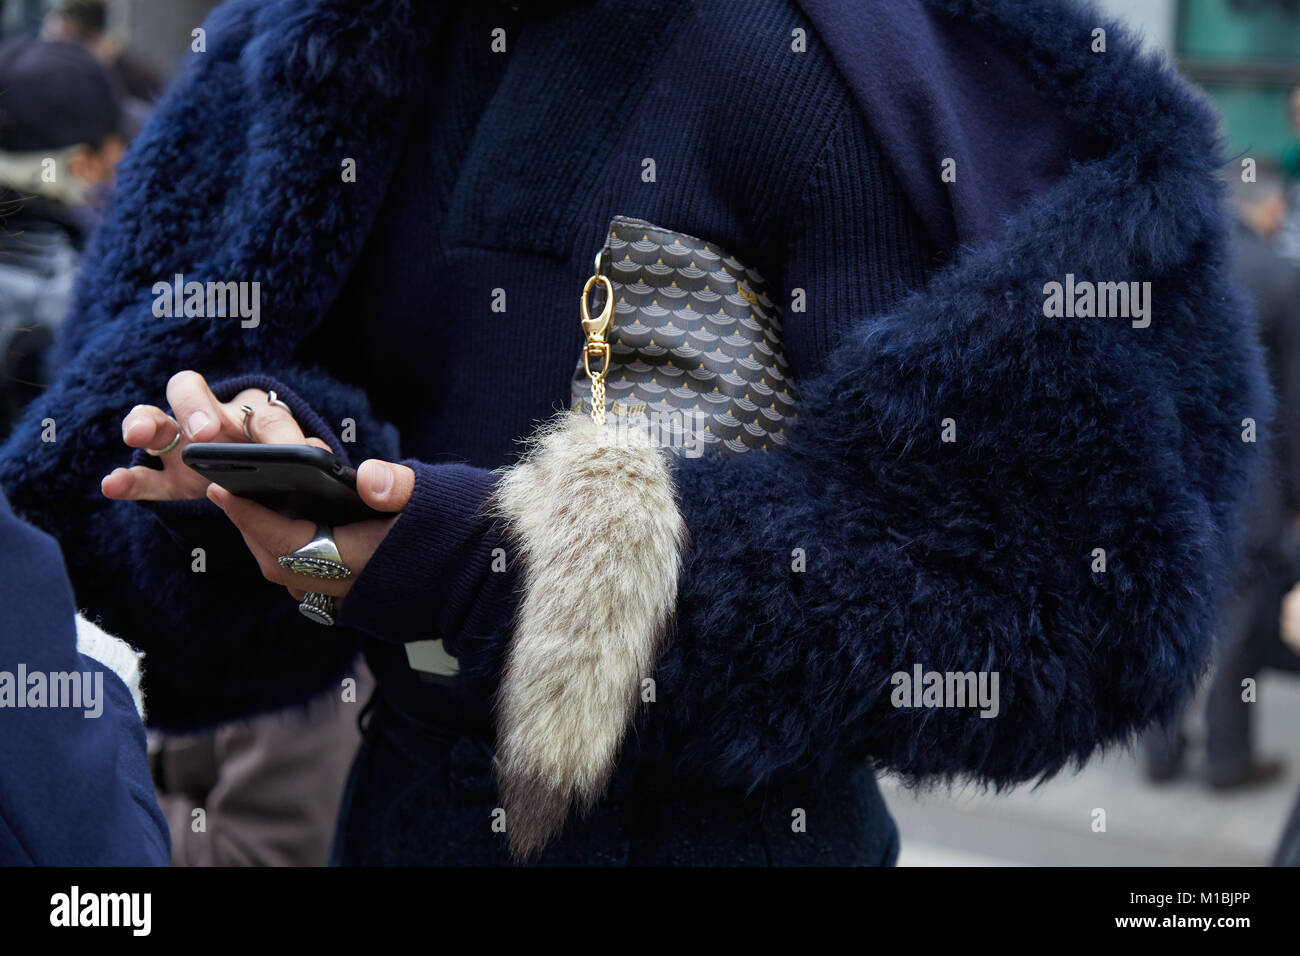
{"left": 491, "top": 273, "right": 686, "bottom": 859}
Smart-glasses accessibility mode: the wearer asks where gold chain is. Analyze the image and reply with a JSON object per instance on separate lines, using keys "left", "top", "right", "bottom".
{"left": 580, "top": 274, "right": 614, "bottom": 426}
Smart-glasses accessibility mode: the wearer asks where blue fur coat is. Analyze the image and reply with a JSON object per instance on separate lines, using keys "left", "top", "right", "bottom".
{"left": 0, "top": 0, "right": 1267, "bottom": 864}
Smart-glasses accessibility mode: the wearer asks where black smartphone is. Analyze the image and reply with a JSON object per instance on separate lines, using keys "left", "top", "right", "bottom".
{"left": 181, "top": 443, "right": 386, "bottom": 525}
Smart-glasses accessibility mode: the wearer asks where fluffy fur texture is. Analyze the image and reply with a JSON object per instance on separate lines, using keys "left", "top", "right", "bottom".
{"left": 491, "top": 414, "right": 686, "bottom": 857}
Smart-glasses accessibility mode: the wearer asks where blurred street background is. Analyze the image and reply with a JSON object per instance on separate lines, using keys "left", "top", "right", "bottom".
{"left": 1, "top": 0, "right": 218, "bottom": 78}
{"left": 885, "top": 674, "right": 1300, "bottom": 866}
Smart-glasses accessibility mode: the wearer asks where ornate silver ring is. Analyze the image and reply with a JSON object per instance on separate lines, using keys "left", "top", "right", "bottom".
{"left": 277, "top": 525, "right": 352, "bottom": 580}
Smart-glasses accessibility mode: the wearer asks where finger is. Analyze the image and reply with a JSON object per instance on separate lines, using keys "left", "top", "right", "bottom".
{"left": 102, "top": 465, "right": 184, "bottom": 501}
{"left": 121, "top": 404, "right": 181, "bottom": 452}
{"left": 207, "top": 484, "right": 313, "bottom": 557}
{"left": 305, "top": 437, "right": 331, "bottom": 451}
{"left": 357, "top": 460, "right": 415, "bottom": 512}
{"left": 167, "top": 370, "right": 224, "bottom": 442}
{"left": 207, "top": 485, "right": 351, "bottom": 596}
{"left": 230, "top": 388, "right": 308, "bottom": 445}
{"left": 236, "top": 524, "right": 351, "bottom": 596}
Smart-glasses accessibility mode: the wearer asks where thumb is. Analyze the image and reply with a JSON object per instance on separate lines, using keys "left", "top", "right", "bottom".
{"left": 357, "top": 460, "right": 415, "bottom": 513}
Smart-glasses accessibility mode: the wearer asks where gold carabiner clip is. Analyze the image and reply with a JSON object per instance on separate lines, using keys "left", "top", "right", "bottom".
{"left": 581, "top": 274, "right": 614, "bottom": 344}
{"left": 580, "top": 274, "right": 615, "bottom": 425}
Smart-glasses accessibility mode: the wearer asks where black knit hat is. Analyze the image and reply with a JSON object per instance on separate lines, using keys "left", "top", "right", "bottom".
{"left": 0, "top": 37, "right": 122, "bottom": 151}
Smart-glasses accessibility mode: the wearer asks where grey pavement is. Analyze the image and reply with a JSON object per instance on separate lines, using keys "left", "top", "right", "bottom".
{"left": 879, "top": 673, "right": 1300, "bottom": 866}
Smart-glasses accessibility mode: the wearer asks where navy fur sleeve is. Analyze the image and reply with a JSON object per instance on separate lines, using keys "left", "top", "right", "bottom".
{"left": 643, "top": 38, "right": 1269, "bottom": 789}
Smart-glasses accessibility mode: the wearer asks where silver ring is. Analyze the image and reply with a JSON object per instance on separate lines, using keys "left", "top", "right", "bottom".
{"left": 145, "top": 416, "right": 182, "bottom": 456}
{"left": 277, "top": 524, "right": 352, "bottom": 580}
{"left": 298, "top": 591, "right": 335, "bottom": 626}
{"left": 267, "top": 390, "right": 292, "bottom": 414}
{"left": 240, "top": 404, "right": 256, "bottom": 442}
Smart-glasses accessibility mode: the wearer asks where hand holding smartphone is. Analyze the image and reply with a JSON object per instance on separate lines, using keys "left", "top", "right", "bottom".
{"left": 182, "top": 443, "right": 387, "bottom": 525}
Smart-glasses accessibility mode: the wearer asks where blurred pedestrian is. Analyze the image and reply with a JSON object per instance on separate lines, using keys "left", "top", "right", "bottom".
{"left": 42, "top": 0, "right": 165, "bottom": 107}
{"left": 1282, "top": 86, "right": 1300, "bottom": 184}
{"left": 0, "top": 0, "right": 51, "bottom": 39}
{"left": 1274, "top": 84, "right": 1300, "bottom": 265}
{"left": 1144, "top": 165, "right": 1300, "bottom": 790}
{"left": 0, "top": 36, "right": 125, "bottom": 434}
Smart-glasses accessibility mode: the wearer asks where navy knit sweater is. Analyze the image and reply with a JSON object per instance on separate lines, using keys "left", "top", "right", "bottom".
{"left": 0, "top": 0, "right": 1267, "bottom": 864}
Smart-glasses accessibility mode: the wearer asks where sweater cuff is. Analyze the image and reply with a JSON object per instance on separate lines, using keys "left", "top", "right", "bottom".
{"left": 203, "top": 373, "right": 353, "bottom": 462}
{"left": 337, "top": 461, "right": 502, "bottom": 647}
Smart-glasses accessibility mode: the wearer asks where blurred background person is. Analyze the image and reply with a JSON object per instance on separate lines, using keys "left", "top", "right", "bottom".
{"left": 0, "top": 35, "right": 125, "bottom": 437}
{"left": 42, "top": 0, "right": 164, "bottom": 134}
{"left": 1278, "top": 586, "right": 1300, "bottom": 864}
{"left": 1143, "top": 164, "right": 1300, "bottom": 791}
{"left": 1282, "top": 85, "right": 1300, "bottom": 183}
{"left": 1276, "top": 85, "right": 1300, "bottom": 266}
{"left": 0, "top": 0, "right": 50, "bottom": 39}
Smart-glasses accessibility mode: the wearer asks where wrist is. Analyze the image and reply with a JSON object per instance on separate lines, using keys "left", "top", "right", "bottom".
{"left": 335, "top": 461, "right": 507, "bottom": 649}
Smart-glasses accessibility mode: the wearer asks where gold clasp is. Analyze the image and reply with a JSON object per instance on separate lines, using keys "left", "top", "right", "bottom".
{"left": 581, "top": 274, "right": 614, "bottom": 345}
{"left": 580, "top": 274, "right": 614, "bottom": 425}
